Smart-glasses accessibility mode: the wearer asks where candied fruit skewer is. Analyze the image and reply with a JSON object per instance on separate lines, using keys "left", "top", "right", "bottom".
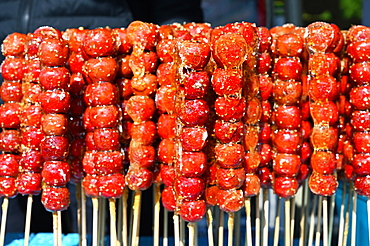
{"left": 124, "top": 21, "right": 159, "bottom": 246}
{"left": 81, "top": 27, "right": 125, "bottom": 246}
{"left": 0, "top": 31, "right": 27, "bottom": 245}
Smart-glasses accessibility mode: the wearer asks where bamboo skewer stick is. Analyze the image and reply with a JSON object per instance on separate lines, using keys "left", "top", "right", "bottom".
{"left": 328, "top": 194, "right": 335, "bottom": 246}
{"left": 207, "top": 208, "right": 214, "bottom": 246}
{"left": 273, "top": 197, "right": 281, "bottom": 246}
{"left": 245, "top": 198, "right": 252, "bottom": 246}
{"left": 99, "top": 198, "right": 107, "bottom": 246}
{"left": 218, "top": 210, "right": 224, "bottom": 246}
{"left": 180, "top": 218, "right": 185, "bottom": 246}
{"left": 173, "top": 214, "right": 180, "bottom": 246}
{"left": 315, "top": 196, "right": 323, "bottom": 246}
{"left": 0, "top": 197, "right": 9, "bottom": 246}
{"left": 227, "top": 213, "right": 234, "bottom": 246}
{"left": 188, "top": 222, "right": 195, "bottom": 246}
{"left": 262, "top": 189, "right": 269, "bottom": 246}
{"left": 24, "top": 195, "right": 33, "bottom": 246}
{"left": 109, "top": 199, "right": 117, "bottom": 246}
{"left": 163, "top": 209, "right": 169, "bottom": 246}
{"left": 131, "top": 190, "right": 142, "bottom": 246}
{"left": 290, "top": 197, "right": 296, "bottom": 245}
{"left": 52, "top": 211, "right": 59, "bottom": 246}
{"left": 350, "top": 192, "right": 357, "bottom": 246}
{"left": 194, "top": 221, "right": 198, "bottom": 246}
{"left": 322, "top": 197, "right": 328, "bottom": 246}
{"left": 58, "top": 211, "right": 62, "bottom": 246}
{"left": 307, "top": 195, "right": 318, "bottom": 246}
{"left": 153, "top": 184, "right": 161, "bottom": 246}
{"left": 255, "top": 193, "right": 261, "bottom": 246}
{"left": 92, "top": 197, "right": 99, "bottom": 246}
{"left": 121, "top": 188, "right": 128, "bottom": 246}
{"left": 299, "top": 181, "right": 308, "bottom": 246}
{"left": 302, "top": 181, "right": 310, "bottom": 246}
{"left": 235, "top": 210, "right": 241, "bottom": 246}
{"left": 338, "top": 183, "right": 347, "bottom": 246}
{"left": 284, "top": 199, "right": 291, "bottom": 246}
{"left": 343, "top": 187, "right": 353, "bottom": 246}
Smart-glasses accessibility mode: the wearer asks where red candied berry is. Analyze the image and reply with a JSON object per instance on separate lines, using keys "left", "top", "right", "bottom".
{"left": 352, "top": 154, "right": 370, "bottom": 176}
{"left": 0, "top": 129, "right": 21, "bottom": 152}
{"left": 351, "top": 110, "right": 370, "bottom": 131}
{"left": 83, "top": 57, "right": 118, "bottom": 83}
{"left": 350, "top": 85, "right": 370, "bottom": 110}
{"left": 40, "top": 135, "right": 69, "bottom": 161}
{"left": 310, "top": 127, "right": 338, "bottom": 151}
{"left": 1, "top": 57, "right": 25, "bottom": 81}
{"left": 273, "top": 177, "right": 299, "bottom": 198}
{"left": 184, "top": 71, "right": 210, "bottom": 99}
{"left": 309, "top": 75, "right": 338, "bottom": 102}
{"left": 129, "top": 51, "right": 158, "bottom": 74}
{"left": 174, "top": 176, "right": 205, "bottom": 201}
{"left": 127, "top": 21, "right": 158, "bottom": 51}
{"left": 179, "top": 41, "right": 210, "bottom": 70}
{"left": 276, "top": 33, "right": 304, "bottom": 57}
{"left": 69, "top": 73, "right": 86, "bottom": 98}
{"left": 205, "top": 185, "right": 219, "bottom": 206}
{"left": 305, "top": 22, "right": 336, "bottom": 53}
{"left": 206, "top": 163, "right": 218, "bottom": 186}
{"left": 42, "top": 161, "right": 70, "bottom": 186}
{"left": 184, "top": 22, "right": 212, "bottom": 42}
{"left": 349, "top": 62, "right": 370, "bottom": 86}
{"left": 70, "top": 158, "right": 83, "bottom": 184}
{"left": 156, "top": 63, "right": 176, "bottom": 86}
{"left": 260, "top": 100, "right": 272, "bottom": 123}
{"left": 274, "top": 153, "right": 301, "bottom": 177}
{"left": 257, "top": 52, "right": 272, "bottom": 74}
{"left": 157, "top": 114, "right": 176, "bottom": 139}
{"left": 273, "top": 57, "right": 302, "bottom": 81}
{"left": 89, "top": 105, "right": 120, "bottom": 129}
{"left": 0, "top": 154, "right": 19, "bottom": 177}
{"left": 130, "top": 121, "right": 156, "bottom": 145}
{"left": 300, "top": 141, "right": 312, "bottom": 164}
{"left": 217, "top": 167, "right": 245, "bottom": 190}
{"left": 179, "top": 99, "right": 209, "bottom": 127}
{"left": 0, "top": 81, "right": 23, "bottom": 103}
{"left": 20, "top": 150, "right": 43, "bottom": 172}
{"left": 84, "top": 82, "right": 119, "bottom": 107}
{"left": 347, "top": 39, "right": 370, "bottom": 63}
{"left": 21, "top": 127, "right": 45, "bottom": 150}
{"left": 93, "top": 128, "right": 120, "bottom": 151}
{"left": 244, "top": 151, "right": 261, "bottom": 173}
{"left": 25, "top": 33, "right": 43, "bottom": 59}
{"left": 117, "top": 55, "right": 133, "bottom": 78}
{"left": 39, "top": 89, "right": 71, "bottom": 114}
{"left": 273, "top": 129, "right": 301, "bottom": 154}
{"left": 218, "top": 189, "right": 244, "bottom": 213}
{"left": 17, "top": 173, "right": 42, "bottom": 195}
{"left": 243, "top": 174, "right": 261, "bottom": 197}
{"left": 214, "top": 97, "right": 246, "bottom": 122}
{"left": 63, "top": 28, "right": 86, "bottom": 53}
{"left": 354, "top": 176, "right": 370, "bottom": 196}
{"left": 23, "top": 59, "right": 41, "bottom": 83}
{"left": 310, "top": 101, "right": 338, "bottom": 125}
{"left": 161, "top": 186, "right": 176, "bottom": 211}
{"left": 0, "top": 103, "right": 21, "bottom": 128}
{"left": 117, "top": 77, "right": 133, "bottom": 100}
{"left": 99, "top": 173, "right": 125, "bottom": 198}
{"left": 83, "top": 28, "right": 118, "bottom": 58}
{"left": 155, "top": 86, "right": 176, "bottom": 114}
{"left": 41, "top": 113, "right": 68, "bottom": 136}
{"left": 308, "top": 53, "right": 340, "bottom": 77}
{"left": 160, "top": 164, "right": 176, "bottom": 187}
{"left": 273, "top": 80, "right": 302, "bottom": 105}
{"left": 69, "top": 97, "right": 85, "bottom": 117}
{"left": 69, "top": 137, "right": 85, "bottom": 157}
{"left": 156, "top": 39, "right": 177, "bottom": 63}
{"left": 158, "top": 139, "right": 176, "bottom": 165}
{"left": 347, "top": 25, "right": 370, "bottom": 43}
{"left": 353, "top": 131, "right": 370, "bottom": 153}
{"left": 245, "top": 97, "right": 262, "bottom": 125}
{"left": 0, "top": 177, "right": 18, "bottom": 198}
{"left": 274, "top": 105, "right": 301, "bottom": 129}
{"left": 112, "top": 28, "right": 132, "bottom": 54}
{"left": 257, "top": 27, "right": 272, "bottom": 53}
{"left": 22, "top": 82, "right": 42, "bottom": 104}
{"left": 212, "top": 33, "right": 247, "bottom": 69}
{"left": 42, "top": 186, "right": 70, "bottom": 212}
{"left": 125, "top": 168, "right": 153, "bottom": 191}
{"left": 215, "top": 143, "right": 244, "bottom": 168}
{"left": 129, "top": 145, "right": 155, "bottom": 168}
{"left": 309, "top": 172, "right": 338, "bottom": 196}
{"left": 82, "top": 174, "right": 99, "bottom": 197}
{"left": 38, "top": 38, "right": 69, "bottom": 67}
{"left": 180, "top": 200, "right": 206, "bottom": 222}
{"left": 130, "top": 74, "right": 157, "bottom": 96}
{"left": 21, "top": 105, "right": 42, "bottom": 127}
{"left": 126, "top": 95, "right": 155, "bottom": 123}
{"left": 82, "top": 151, "right": 122, "bottom": 175}
{"left": 2, "top": 32, "right": 27, "bottom": 57}
{"left": 34, "top": 26, "right": 62, "bottom": 39}
{"left": 259, "top": 75, "right": 273, "bottom": 101}
{"left": 259, "top": 143, "right": 273, "bottom": 166}
{"left": 39, "top": 66, "right": 70, "bottom": 90}
{"left": 180, "top": 127, "right": 207, "bottom": 152}
{"left": 258, "top": 166, "right": 274, "bottom": 189}
{"left": 214, "top": 120, "right": 243, "bottom": 144}
{"left": 212, "top": 68, "right": 242, "bottom": 96}
{"left": 177, "top": 151, "right": 207, "bottom": 178}
{"left": 297, "top": 163, "right": 310, "bottom": 183}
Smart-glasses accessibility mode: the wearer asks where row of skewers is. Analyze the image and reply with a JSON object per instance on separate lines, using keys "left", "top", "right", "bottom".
{"left": 0, "top": 20, "right": 370, "bottom": 246}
